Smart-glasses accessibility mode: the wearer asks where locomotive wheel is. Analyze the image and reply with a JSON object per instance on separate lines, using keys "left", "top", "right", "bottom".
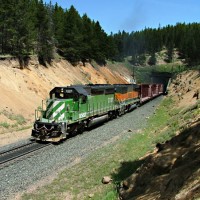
{"left": 108, "top": 111, "right": 116, "bottom": 120}
{"left": 112, "top": 111, "right": 118, "bottom": 119}
{"left": 70, "top": 122, "right": 85, "bottom": 136}
{"left": 77, "top": 124, "right": 85, "bottom": 134}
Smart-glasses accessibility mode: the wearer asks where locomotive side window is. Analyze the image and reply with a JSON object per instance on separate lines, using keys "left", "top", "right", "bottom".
{"left": 81, "top": 95, "right": 87, "bottom": 104}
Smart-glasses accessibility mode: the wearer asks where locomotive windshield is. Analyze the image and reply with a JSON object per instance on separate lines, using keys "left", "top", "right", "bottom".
{"left": 50, "top": 88, "right": 78, "bottom": 100}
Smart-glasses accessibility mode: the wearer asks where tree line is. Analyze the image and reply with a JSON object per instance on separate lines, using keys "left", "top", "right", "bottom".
{"left": 113, "top": 23, "right": 200, "bottom": 66}
{"left": 0, "top": 0, "right": 117, "bottom": 65}
{"left": 0, "top": 0, "right": 199, "bottom": 66}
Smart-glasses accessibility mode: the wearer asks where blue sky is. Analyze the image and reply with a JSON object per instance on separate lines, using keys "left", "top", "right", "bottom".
{"left": 45, "top": 0, "right": 200, "bottom": 34}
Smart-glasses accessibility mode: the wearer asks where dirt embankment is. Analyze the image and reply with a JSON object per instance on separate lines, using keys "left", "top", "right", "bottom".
{"left": 0, "top": 58, "right": 130, "bottom": 118}
{"left": 119, "top": 70, "right": 200, "bottom": 200}
{"left": 0, "top": 58, "right": 131, "bottom": 145}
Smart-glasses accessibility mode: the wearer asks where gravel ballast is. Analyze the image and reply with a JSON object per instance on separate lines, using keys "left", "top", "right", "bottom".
{"left": 0, "top": 97, "right": 162, "bottom": 200}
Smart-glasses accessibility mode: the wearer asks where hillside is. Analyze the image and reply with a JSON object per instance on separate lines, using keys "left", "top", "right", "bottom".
{"left": 0, "top": 58, "right": 131, "bottom": 145}
{"left": 119, "top": 70, "right": 200, "bottom": 200}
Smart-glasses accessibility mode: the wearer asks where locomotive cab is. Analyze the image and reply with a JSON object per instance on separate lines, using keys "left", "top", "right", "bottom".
{"left": 32, "top": 86, "right": 88, "bottom": 142}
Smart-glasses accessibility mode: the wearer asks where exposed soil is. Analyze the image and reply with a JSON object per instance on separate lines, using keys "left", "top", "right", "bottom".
{"left": 0, "top": 58, "right": 131, "bottom": 146}
{"left": 169, "top": 70, "right": 200, "bottom": 108}
{"left": 119, "top": 70, "right": 200, "bottom": 200}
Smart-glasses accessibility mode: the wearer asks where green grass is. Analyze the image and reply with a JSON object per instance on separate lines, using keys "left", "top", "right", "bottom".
{"left": 22, "top": 96, "right": 199, "bottom": 200}
{"left": 0, "top": 110, "right": 26, "bottom": 125}
{"left": 0, "top": 122, "right": 10, "bottom": 128}
{"left": 0, "top": 109, "right": 28, "bottom": 133}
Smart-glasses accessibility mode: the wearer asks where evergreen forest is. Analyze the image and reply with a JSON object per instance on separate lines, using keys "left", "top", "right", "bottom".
{"left": 0, "top": 0, "right": 200, "bottom": 66}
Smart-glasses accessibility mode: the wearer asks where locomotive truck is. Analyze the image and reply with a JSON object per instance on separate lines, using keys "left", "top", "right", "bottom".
{"left": 32, "top": 83, "right": 163, "bottom": 142}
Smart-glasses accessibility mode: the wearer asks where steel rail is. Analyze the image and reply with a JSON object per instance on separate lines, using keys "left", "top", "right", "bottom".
{"left": 0, "top": 141, "right": 35, "bottom": 155}
{"left": 0, "top": 142, "right": 51, "bottom": 166}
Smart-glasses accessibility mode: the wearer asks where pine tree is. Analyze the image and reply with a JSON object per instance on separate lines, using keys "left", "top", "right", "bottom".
{"left": 36, "top": 0, "right": 54, "bottom": 65}
{"left": 166, "top": 42, "right": 174, "bottom": 63}
{"left": 0, "top": 0, "right": 16, "bottom": 54}
{"left": 12, "top": 0, "right": 36, "bottom": 63}
{"left": 52, "top": 3, "right": 65, "bottom": 51}
{"left": 148, "top": 52, "right": 156, "bottom": 66}
{"left": 62, "top": 6, "right": 82, "bottom": 63}
{"left": 80, "top": 14, "right": 93, "bottom": 63}
{"left": 91, "top": 21, "right": 107, "bottom": 65}
{"left": 105, "top": 35, "right": 118, "bottom": 61}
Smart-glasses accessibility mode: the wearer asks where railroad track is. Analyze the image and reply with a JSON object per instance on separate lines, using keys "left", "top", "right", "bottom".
{"left": 0, "top": 141, "right": 51, "bottom": 168}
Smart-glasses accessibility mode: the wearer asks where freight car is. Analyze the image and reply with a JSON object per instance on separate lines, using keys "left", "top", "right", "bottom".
{"left": 32, "top": 83, "right": 163, "bottom": 142}
{"left": 140, "top": 83, "right": 163, "bottom": 103}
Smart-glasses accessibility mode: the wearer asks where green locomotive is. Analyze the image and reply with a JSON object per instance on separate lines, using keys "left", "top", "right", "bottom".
{"left": 32, "top": 84, "right": 140, "bottom": 142}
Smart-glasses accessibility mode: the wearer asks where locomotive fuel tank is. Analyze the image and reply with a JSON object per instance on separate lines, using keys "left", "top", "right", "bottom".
{"left": 88, "top": 114, "right": 109, "bottom": 127}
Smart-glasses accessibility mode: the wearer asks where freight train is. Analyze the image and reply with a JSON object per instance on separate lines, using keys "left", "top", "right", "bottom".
{"left": 32, "top": 83, "right": 163, "bottom": 142}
